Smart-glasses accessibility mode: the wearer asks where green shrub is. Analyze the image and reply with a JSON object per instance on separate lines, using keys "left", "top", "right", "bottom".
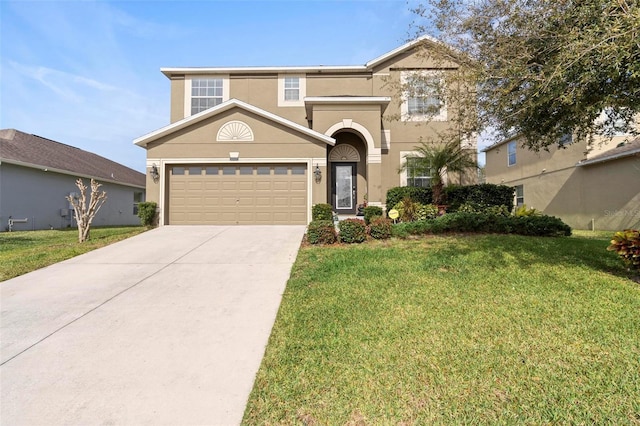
{"left": 137, "top": 202, "right": 157, "bottom": 227}
{"left": 368, "top": 217, "right": 392, "bottom": 239}
{"left": 445, "top": 184, "right": 515, "bottom": 212}
{"left": 385, "top": 186, "right": 432, "bottom": 216}
{"left": 393, "top": 198, "right": 421, "bottom": 222}
{"left": 338, "top": 218, "right": 367, "bottom": 243}
{"left": 391, "top": 213, "right": 571, "bottom": 237}
{"left": 312, "top": 203, "right": 333, "bottom": 221}
{"left": 363, "top": 206, "right": 383, "bottom": 225}
{"left": 420, "top": 203, "right": 440, "bottom": 219}
{"left": 307, "top": 220, "right": 337, "bottom": 244}
{"left": 607, "top": 229, "right": 640, "bottom": 271}
{"left": 459, "top": 202, "right": 511, "bottom": 216}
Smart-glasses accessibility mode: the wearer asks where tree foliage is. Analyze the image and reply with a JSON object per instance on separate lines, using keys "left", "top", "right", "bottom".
{"left": 410, "top": 0, "right": 640, "bottom": 150}
{"left": 66, "top": 178, "right": 107, "bottom": 243}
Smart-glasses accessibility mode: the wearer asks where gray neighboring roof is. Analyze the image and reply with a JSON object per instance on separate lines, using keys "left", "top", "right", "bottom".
{"left": 0, "top": 129, "right": 146, "bottom": 188}
{"left": 577, "top": 136, "right": 640, "bottom": 166}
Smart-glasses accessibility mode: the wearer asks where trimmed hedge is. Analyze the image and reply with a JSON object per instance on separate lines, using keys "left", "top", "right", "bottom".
{"left": 369, "top": 217, "right": 392, "bottom": 239}
{"left": 312, "top": 203, "right": 333, "bottom": 221}
{"left": 363, "top": 206, "right": 383, "bottom": 225}
{"left": 137, "top": 202, "right": 157, "bottom": 227}
{"left": 444, "top": 184, "right": 515, "bottom": 212}
{"left": 338, "top": 218, "right": 367, "bottom": 243}
{"left": 392, "top": 212, "right": 571, "bottom": 237}
{"left": 307, "top": 220, "right": 337, "bottom": 244}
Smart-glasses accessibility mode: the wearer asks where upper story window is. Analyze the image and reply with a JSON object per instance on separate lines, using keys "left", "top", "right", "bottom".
{"left": 278, "top": 74, "right": 305, "bottom": 107}
{"left": 401, "top": 71, "right": 447, "bottom": 122}
{"left": 507, "top": 141, "right": 517, "bottom": 166}
{"left": 191, "top": 78, "right": 223, "bottom": 115}
{"left": 284, "top": 77, "right": 300, "bottom": 101}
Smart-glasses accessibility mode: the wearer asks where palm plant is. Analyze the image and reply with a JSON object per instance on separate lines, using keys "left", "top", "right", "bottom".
{"left": 400, "top": 139, "right": 477, "bottom": 205}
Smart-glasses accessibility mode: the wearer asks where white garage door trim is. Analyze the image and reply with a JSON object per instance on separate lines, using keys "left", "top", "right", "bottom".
{"left": 149, "top": 157, "right": 326, "bottom": 225}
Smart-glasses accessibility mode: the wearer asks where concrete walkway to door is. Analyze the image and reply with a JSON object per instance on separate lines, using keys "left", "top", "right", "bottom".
{"left": 0, "top": 225, "right": 305, "bottom": 425}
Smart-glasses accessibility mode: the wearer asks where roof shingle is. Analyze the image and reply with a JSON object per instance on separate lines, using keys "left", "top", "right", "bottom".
{"left": 0, "top": 129, "right": 145, "bottom": 188}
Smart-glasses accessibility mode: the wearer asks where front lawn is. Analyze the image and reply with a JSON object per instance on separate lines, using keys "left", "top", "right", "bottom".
{"left": 0, "top": 226, "right": 146, "bottom": 282}
{"left": 243, "top": 232, "right": 640, "bottom": 424}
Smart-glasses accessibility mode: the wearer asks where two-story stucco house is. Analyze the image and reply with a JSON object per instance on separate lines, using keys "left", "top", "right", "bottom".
{"left": 484, "top": 134, "right": 640, "bottom": 231}
{"left": 134, "top": 36, "right": 476, "bottom": 225}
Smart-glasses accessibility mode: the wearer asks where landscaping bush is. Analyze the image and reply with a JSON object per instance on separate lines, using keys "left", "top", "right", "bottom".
{"left": 607, "top": 229, "right": 640, "bottom": 271}
{"left": 385, "top": 186, "right": 432, "bottom": 216}
{"left": 363, "top": 206, "right": 383, "bottom": 225}
{"left": 392, "top": 212, "right": 571, "bottom": 237}
{"left": 458, "top": 202, "right": 510, "bottom": 216}
{"left": 307, "top": 220, "right": 337, "bottom": 244}
{"left": 420, "top": 203, "right": 440, "bottom": 219}
{"left": 445, "top": 184, "right": 515, "bottom": 212}
{"left": 312, "top": 203, "right": 333, "bottom": 221}
{"left": 338, "top": 218, "right": 367, "bottom": 243}
{"left": 515, "top": 204, "right": 542, "bottom": 217}
{"left": 368, "top": 217, "right": 392, "bottom": 239}
{"left": 137, "top": 202, "right": 157, "bottom": 227}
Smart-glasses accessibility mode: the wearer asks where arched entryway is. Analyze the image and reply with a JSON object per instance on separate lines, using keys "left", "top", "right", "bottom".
{"left": 327, "top": 130, "right": 368, "bottom": 214}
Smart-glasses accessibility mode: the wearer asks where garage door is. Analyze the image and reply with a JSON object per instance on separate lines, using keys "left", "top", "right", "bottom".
{"left": 168, "top": 164, "right": 308, "bottom": 225}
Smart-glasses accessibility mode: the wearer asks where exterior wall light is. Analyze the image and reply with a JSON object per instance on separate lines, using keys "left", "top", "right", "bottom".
{"left": 314, "top": 164, "right": 322, "bottom": 183}
{"left": 150, "top": 164, "right": 160, "bottom": 182}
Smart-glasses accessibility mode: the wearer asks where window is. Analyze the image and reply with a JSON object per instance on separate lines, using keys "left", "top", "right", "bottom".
{"left": 205, "top": 167, "right": 219, "bottom": 175}
{"left": 191, "top": 78, "right": 223, "bottom": 115}
{"left": 278, "top": 74, "right": 305, "bottom": 107}
{"left": 401, "top": 71, "right": 447, "bottom": 121}
{"left": 405, "top": 157, "right": 431, "bottom": 188}
{"left": 188, "top": 167, "right": 202, "bottom": 175}
{"left": 284, "top": 77, "right": 299, "bottom": 101}
{"left": 515, "top": 185, "right": 524, "bottom": 207}
{"left": 507, "top": 141, "right": 517, "bottom": 166}
{"left": 133, "top": 191, "right": 144, "bottom": 215}
{"left": 172, "top": 167, "right": 185, "bottom": 175}
{"left": 559, "top": 133, "right": 573, "bottom": 146}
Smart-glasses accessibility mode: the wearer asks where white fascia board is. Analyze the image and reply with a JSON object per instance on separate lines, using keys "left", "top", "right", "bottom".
{"left": 577, "top": 148, "right": 640, "bottom": 166}
{"left": 481, "top": 134, "right": 520, "bottom": 153}
{"left": 133, "top": 98, "right": 336, "bottom": 147}
{"left": 161, "top": 65, "right": 366, "bottom": 77}
{"left": 304, "top": 96, "right": 391, "bottom": 104}
{"left": 0, "top": 158, "right": 145, "bottom": 189}
{"left": 365, "top": 35, "right": 442, "bottom": 69}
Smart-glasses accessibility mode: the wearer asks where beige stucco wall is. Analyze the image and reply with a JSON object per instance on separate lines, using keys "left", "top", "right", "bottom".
{"left": 485, "top": 138, "right": 640, "bottom": 230}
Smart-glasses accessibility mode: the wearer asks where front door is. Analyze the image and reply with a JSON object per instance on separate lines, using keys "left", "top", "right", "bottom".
{"left": 331, "top": 162, "right": 357, "bottom": 214}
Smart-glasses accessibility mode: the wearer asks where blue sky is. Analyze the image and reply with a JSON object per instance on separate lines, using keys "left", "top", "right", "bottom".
{"left": 1, "top": 0, "right": 449, "bottom": 173}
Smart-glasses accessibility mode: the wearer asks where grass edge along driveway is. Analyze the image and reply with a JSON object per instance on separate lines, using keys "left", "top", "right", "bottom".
{"left": 243, "top": 232, "right": 640, "bottom": 425}
{"left": 0, "top": 226, "right": 146, "bottom": 282}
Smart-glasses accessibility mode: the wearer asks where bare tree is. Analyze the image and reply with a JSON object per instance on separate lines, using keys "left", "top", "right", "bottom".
{"left": 66, "top": 178, "right": 108, "bottom": 243}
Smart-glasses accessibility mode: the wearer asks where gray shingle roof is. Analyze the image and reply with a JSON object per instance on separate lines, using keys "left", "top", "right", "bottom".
{"left": 0, "top": 129, "right": 145, "bottom": 188}
{"left": 578, "top": 136, "right": 640, "bottom": 166}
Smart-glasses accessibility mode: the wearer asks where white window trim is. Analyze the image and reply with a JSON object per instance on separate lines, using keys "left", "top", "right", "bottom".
{"left": 278, "top": 74, "right": 306, "bottom": 107}
{"left": 400, "top": 71, "right": 447, "bottom": 122}
{"left": 184, "top": 75, "right": 230, "bottom": 118}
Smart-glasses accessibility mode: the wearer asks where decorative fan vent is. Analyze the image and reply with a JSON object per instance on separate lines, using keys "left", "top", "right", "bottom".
{"left": 329, "top": 144, "right": 360, "bottom": 162}
{"left": 216, "top": 121, "right": 254, "bottom": 142}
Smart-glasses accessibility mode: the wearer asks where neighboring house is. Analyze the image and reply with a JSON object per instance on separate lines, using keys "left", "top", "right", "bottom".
{"left": 0, "top": 129, "right": 146, "bottom": 232}
{"left": 134, "top": 36, "right": 477, "bottom": 225}
{"left": 484, "top": 134, "right": 640, "bottom": 230}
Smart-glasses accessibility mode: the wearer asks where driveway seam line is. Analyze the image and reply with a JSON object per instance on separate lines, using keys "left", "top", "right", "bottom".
{"left": 0, "top": 228, "right": 230, "bottom": 367}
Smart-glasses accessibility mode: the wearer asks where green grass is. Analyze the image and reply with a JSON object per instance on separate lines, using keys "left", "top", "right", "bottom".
{"left": 0, "top": 226, "right": 146, "bottom": 281}
{"left": 243, "top": 233, "right": 640, "bottom": 425}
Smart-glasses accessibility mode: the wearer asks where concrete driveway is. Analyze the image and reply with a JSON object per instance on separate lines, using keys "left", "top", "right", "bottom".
{"left": 0, "top": 225, "right": 305, "bottom": 425}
